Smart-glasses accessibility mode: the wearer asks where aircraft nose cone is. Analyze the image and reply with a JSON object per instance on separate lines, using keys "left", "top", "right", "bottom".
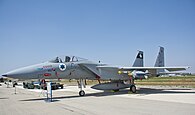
{"left": 2, "top": 63, "right": 44, "bottom": 79}
{"left": 2, "top": 69, "right": 28, "bottom": 79}
{"left": 2, "top": 74, "right": 8, "bottom": 77}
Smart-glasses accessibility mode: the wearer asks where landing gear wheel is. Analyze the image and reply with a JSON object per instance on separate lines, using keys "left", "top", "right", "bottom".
{"left": 79, "top": 90, "right": 85, "bottom": 96}
{"left": 130, "top": 85, "right": 136, "bottom": 93}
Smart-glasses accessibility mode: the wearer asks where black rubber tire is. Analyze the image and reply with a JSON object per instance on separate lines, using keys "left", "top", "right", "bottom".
{"left": 79, "top": 90, "right": 85, "bottom": 96}
{"left": 130, "top": 85, "right": 136, "bottom": 93}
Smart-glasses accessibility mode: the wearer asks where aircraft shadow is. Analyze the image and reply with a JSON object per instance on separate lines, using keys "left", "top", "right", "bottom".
{"left": 20, "top": 91, "right": 129, "bottom": 102}
{"left": 20, "top": 87, "right": 195, "bottom": 102}
{"left": 0, "top": 97, "right": 9, "bottom": 100}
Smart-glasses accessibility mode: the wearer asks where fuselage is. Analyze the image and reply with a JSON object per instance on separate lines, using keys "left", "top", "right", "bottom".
{"left": 2, "top": 58, "right": 130, "bottom": 81}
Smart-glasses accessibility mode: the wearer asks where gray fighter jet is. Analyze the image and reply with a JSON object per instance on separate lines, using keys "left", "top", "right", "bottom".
{"left": 2, "top": 49, "right": 189, "bottom": 96}
{"left": 154, "top": 47, "right": 190, "bottom": 76}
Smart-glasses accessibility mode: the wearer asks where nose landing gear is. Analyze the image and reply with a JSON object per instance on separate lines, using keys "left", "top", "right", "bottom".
{"left": 77, "top": 79, "right": 86, "bottom": 96}
{"left": 79, "top": 90, "right": 85, "bottom": 96}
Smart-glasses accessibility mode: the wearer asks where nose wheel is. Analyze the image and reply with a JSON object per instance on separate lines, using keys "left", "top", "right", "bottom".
{"left": 79, "top": 90, "right": 85, "bottom": 96}
{"left": 78, "top": 79, "right": 86, "bottom": 96}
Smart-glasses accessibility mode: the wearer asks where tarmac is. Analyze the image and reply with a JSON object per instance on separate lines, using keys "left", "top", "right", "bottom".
{"left": 0, "top": 83, "right": 195, "bottom": 115}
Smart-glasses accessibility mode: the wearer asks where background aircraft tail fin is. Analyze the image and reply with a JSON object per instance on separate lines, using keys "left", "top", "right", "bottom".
{"left": 154, "top": 46, "right": 165, "bottom": 74}
{"left": 132, "top": 51, "right": 144, "bottom": 67}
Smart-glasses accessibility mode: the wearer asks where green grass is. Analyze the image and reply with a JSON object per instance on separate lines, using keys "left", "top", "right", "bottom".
{"left": 136, "top": 76, "right": 195, "bottom": 82}
{"left": 135, "top": 76, "right": 195, "bottom": 88}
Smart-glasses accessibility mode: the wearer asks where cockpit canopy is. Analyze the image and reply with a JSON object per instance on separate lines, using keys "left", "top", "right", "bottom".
{"left": 49, "top": 56, "right": 87, "bottom": 63}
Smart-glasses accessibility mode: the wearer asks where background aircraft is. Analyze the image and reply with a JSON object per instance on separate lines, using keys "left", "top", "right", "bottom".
{"left": 2, "top": 49, "right": 189, "bottom": 96}
{"left": 154, "top": 47, "right": 191, "bottom": 76}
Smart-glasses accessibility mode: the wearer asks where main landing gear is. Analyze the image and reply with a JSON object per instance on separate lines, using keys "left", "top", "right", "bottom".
{"left": 130, "top": 85, "right": 136, "bottom": 93}
{"left": 77, "top": 79, "right": 86, "bottom": 96}
{"left": 129, "top": 77, "right": 136, "bottom": 93}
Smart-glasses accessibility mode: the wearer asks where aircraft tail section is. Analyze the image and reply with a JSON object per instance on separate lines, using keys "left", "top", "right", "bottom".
{"left": 132, "top": 51, "right": 143, "bottom": 67}
{"left": 154, "top": 47, "right": 165, "bottom": 74}
{"left": 155, "top": 47, "right": 165, "bottom": 67}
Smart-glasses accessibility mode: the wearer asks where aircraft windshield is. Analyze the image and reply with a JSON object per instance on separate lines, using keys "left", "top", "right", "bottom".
{"left": 49, "top": 56, "right": 87, "bottom": 63}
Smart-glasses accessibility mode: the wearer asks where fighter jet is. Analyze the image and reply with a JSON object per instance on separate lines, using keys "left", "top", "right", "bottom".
{"left": 154, "top": 47, "right": 190, "bottom": 76}
{"left": 2, "top": 49, "right": 189, "bottom": 96}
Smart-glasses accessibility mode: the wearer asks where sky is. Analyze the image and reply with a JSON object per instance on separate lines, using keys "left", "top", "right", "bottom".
{"left": 0, "top": 0, "right": 195, "bottom": 74}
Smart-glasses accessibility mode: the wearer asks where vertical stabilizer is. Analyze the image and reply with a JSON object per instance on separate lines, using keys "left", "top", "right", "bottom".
{"left": 132, "top": 51, "right": 144, "bottom": 67}
{"left": 155, "top": 47, "right": 165, "bottom": 74}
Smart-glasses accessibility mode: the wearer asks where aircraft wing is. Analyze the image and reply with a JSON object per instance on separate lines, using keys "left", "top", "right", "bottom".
{"left": 97, "top": 66, "right": 189, "bottom": 71}
{"left": 120, "top": 66, "right": 189, "bottom": 71}
{"left": 78, "top": 64, "right": 102, "bottom": 79}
